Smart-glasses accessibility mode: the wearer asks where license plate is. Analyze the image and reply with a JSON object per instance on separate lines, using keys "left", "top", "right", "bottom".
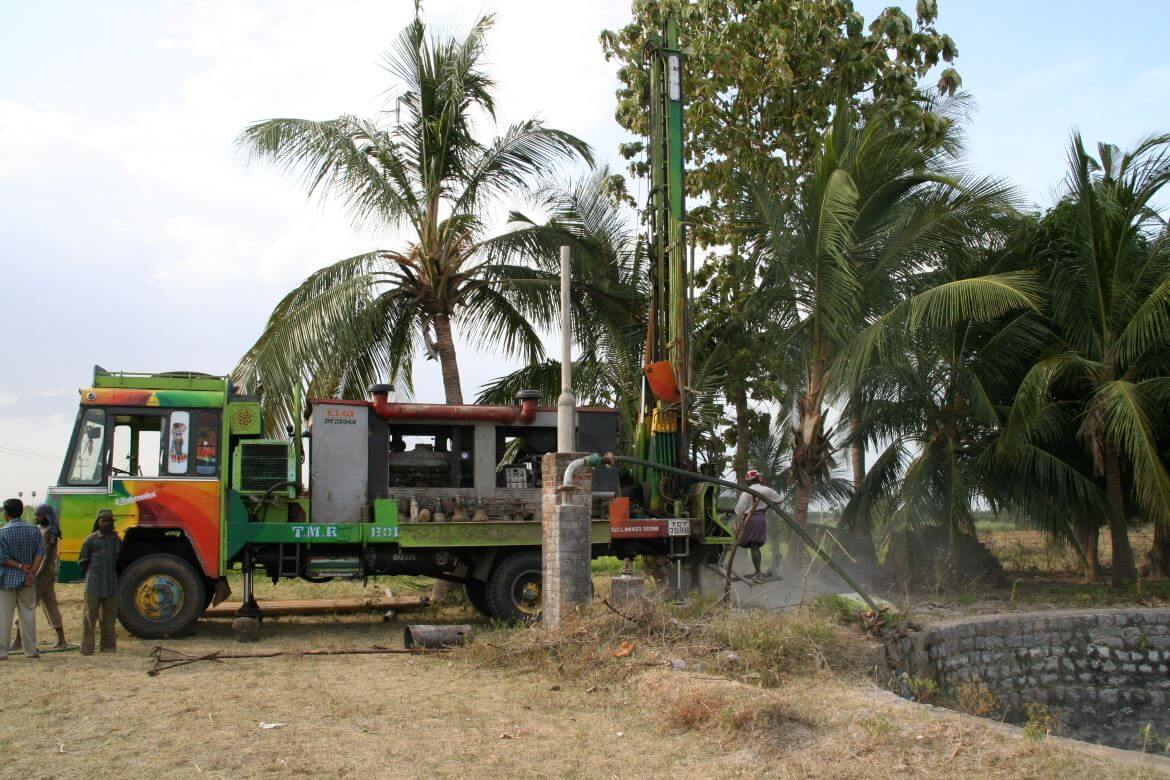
{"left": 667, "top": 518, "right": 689, "bottom": 537}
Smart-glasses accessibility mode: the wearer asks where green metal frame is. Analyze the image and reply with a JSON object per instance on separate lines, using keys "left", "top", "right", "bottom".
{"left": 93, "top": 368, "right": 228, "bottom": 392}
{"left": 397, "top": 520, "right": 611, "bottom": 548}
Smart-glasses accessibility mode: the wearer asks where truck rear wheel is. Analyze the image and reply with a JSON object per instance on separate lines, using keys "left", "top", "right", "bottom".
{"left": 485, "top": 551, "right": 542, "bottom": 622}
{"left": 465, "top": 579, "right": 492, "bottom": 618}
{"left": 117, "top": 554, "right": 207, "bottom": 638}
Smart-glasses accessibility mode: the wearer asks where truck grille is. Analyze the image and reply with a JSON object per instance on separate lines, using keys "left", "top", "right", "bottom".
{"left": 238, "top": 442, "right": 290, "bottom": 493}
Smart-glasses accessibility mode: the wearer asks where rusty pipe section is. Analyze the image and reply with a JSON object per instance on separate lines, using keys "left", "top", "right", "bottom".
{"left": 369, "top": 386, "right": 539, "bottom": 424}
{"left": 403, "top": 624, "right": 474, "bottom": 648}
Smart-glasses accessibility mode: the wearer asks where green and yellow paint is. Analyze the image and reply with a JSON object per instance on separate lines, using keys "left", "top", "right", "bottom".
{"left": 79, "top": 387, "right": 224, "bottom": 408}
{"left": 54, "top": 479, "right": 221, "bottom": 581}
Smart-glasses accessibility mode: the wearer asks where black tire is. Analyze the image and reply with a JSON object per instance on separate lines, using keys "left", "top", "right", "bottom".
{"left": 485, "top": 551, "right": 543, "bottom": 622}
{"left": 117, "top": 554, "right": 207, "bottom": 638}
{"left": 465, "top": 579, "right": 493, "bottom": 618}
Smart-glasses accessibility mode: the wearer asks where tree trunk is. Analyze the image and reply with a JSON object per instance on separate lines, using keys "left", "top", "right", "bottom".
{"left": 789, "top": 357, "right": 824, "bottom": 576}
{"left": 431, "top": 311, "right": 463, "bottom": 404}
{"left": 732, "top": 388, "right": 750, "bottom": 481}
{"left": 1104, "top": 449, "right": 1137, "bottom": 586}
{"left": 430, "top": 310, "right": 462, "bottom": 602}
{"left": 1144, "top": 522, "right": 1170, "bottom": 579}
{"left": 848, "top": 407, "right": 877, "bottom": 571}
{"left": 849, "top": 409, "right": 865, "bottom": 488}
{"left": 790, "top": 479, "right": 812, "bottom": 574}
{"left": 1075, "top": 517, "right": 1100, "bottom": 582}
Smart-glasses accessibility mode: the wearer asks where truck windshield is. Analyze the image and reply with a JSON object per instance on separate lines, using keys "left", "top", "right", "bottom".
{"left": 65, "top": 408, "right": 107, "bottom": 485}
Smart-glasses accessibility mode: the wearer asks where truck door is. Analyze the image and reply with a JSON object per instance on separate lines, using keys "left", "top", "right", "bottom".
{"left": 107, "top": 408, "right": 223, "bottom": 577}
{"left": 53, "top": 407, "right": 114, "bottom": 577}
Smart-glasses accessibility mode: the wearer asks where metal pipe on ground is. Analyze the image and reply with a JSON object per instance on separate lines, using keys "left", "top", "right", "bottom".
{"left": 403, "top": 624, "right": 474, "bottom": 649}
{"left": 598, "top": 453, "right": 881, "bottom": 613}
{"left": 204, "top": 594, "right": 429, "bottom": 618}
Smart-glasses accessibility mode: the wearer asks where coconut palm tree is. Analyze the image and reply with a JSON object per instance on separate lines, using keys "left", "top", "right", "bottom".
{"left": 472, "top": 167, "right": 646, "bottom": 442}
{"left": 735, "top": 106, "right": 1037, "bottom": 569}
{"left": 476, "top": 167, "right": 736, "bottom": 471}
{"left": 1006, "top": 133, "right": 1170, "bottom": 584}
{"left": 233, "top": 9, "right": 593, "bottom": 426}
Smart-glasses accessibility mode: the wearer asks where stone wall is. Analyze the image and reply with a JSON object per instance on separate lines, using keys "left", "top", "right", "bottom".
{"left": 886, "top": 608, "right": 1170, "bottom": 753}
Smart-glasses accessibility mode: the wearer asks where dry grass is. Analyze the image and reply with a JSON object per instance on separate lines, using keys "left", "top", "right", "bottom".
{"left": 955, "top": 679, "right": 1000, "bottom": 718}
{"left": 2, "top": 575, "right": 1168, "bottom": 777}
{"left": 464, "top": 593, "right": 878, "bottom": 689}
{"left": 982, "top": 528, "right": 1156, "bottom": 578}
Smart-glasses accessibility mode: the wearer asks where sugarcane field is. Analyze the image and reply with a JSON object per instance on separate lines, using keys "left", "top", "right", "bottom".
{"left": 4, "top": 1, "right": 1170, "bottom": 778}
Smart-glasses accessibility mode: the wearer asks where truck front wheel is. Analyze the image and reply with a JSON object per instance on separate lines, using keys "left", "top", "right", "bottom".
{"left": 485, "top": 551, "right": 542, "bottom": 622}
{"left": 117, "top": 554, "right": 207, "bottom": 638}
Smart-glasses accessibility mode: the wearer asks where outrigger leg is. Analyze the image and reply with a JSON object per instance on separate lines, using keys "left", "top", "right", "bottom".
{"left": 233, "top": 549, "right": 262, "bottom": 642}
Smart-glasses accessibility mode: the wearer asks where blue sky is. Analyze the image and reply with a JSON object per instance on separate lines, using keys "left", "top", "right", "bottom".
{"left": 2, "top": 0, "right": 1169, "bottom": 498}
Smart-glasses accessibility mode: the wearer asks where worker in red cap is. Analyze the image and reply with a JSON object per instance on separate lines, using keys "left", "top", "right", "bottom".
{"left": 733, "top": 469, "right": 783, "bottom": 582}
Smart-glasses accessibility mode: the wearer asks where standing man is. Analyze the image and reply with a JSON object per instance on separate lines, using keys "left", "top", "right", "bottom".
{"left": 732, "top": 469, "right": 784, "bottom": 583}
{"left": 0, "top": 498, "right": 45, "bottom": 660}
{"left": 12, "top": 504, "right": 67, "bottom": 650}
{"left": 79, "top": 509, "right": 121, "bottom": 655}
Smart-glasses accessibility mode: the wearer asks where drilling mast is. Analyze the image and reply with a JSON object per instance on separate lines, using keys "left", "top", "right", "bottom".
{"left": 638, "top": 15, "right": 689, "bottom": 515}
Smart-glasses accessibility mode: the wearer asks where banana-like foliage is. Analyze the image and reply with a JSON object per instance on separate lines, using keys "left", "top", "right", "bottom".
{"left": 233, "top": 9, "right": 592, "bottom": 429}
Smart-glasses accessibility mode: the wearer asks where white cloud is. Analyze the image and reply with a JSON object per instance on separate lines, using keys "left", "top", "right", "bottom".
{"left": 0, "top": 0, "right": 632, "bottom": 497}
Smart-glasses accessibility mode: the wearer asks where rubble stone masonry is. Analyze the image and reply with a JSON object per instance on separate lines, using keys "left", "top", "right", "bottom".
{"left": 887, "top": 608, "right": 1170, "bottom": 752}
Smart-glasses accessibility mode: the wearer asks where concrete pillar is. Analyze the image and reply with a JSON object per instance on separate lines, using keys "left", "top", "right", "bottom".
{"left": 557, "top": 245, "right": 576, "bottom": 452}
{"left": 541, "top": 452, "right": 593, "bottom": 628}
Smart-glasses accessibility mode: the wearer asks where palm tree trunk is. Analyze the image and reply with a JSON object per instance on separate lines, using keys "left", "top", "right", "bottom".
{"left": 1104, "top": 449, "right": 1137, "bottom": 585}
{"left": 430, "top": 310, "right": 462, "bottom": 603}
{"left": 1075, "top": 517, "right": 1100, "bottom": 582}
{"left": 732, "top": 387, "right": 750, "bottom": 480}
{"left": 790, "top": 479, "right": 812, "bottom": 574}
{"left": 1144, "top": 522, "right": 1170, "bottom": 579}
{"left": 848, "top": 407, "right": 877, "bottom": 570}
{"left": 789, "top": 357, "right": 824, "bottom": 575}
{"left": 431, "top": 311, "right": 464, "bottom": 404}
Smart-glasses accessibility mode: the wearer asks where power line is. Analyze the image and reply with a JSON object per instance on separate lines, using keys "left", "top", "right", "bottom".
{"left": 0, "top": 444, "right": 58, "bottom": 462}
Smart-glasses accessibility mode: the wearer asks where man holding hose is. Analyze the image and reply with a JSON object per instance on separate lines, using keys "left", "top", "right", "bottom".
{"left": 733, "top": 469, "right": 783, "bottom": 583}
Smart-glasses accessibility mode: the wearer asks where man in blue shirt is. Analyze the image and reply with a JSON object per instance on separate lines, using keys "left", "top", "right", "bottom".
{"left": 0, "top": 498, "right": 45, "bottom": 660}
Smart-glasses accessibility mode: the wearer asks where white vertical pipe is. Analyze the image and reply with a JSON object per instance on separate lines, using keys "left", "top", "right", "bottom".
{"left": 557, "top": 245, "right": 575, "bottom": 452}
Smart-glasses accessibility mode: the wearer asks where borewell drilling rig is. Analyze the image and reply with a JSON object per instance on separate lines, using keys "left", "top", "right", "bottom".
{"left": 40, "top": 16, "right": 871, "bottom": 640}
{"left": 638, "top": 14, "right": 691, "bottom": 517}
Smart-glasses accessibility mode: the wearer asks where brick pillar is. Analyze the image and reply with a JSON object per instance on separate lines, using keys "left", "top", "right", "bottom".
{"left": 541, "top": 452, "right": 593, "bottom": 628}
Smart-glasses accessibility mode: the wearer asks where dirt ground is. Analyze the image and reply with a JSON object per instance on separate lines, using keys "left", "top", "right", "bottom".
{"left": 4, "top": 529, "right": 1170, "bottom": 778}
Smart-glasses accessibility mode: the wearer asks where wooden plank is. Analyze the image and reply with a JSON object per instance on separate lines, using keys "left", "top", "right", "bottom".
{"left": 203, "top": 594, "right": 428, "bottom": 618}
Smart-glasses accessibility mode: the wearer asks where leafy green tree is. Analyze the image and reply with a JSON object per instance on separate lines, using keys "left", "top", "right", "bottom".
{"left": 601, "top": 0, "right": 963, "bottom": 477}
{"left": 233, "top": 9, "right": 593, "bottom": 426}
{"left": 1006, "top": 133, "right": 1170, "bottom": 584}
{"left": 601, "top": 0, "right": 961, "bottom": 231}
{"left": 692, "top": 252, "right": 784, "bottom": 479}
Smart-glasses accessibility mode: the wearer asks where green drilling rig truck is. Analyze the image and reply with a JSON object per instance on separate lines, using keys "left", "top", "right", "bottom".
{"left": 45, "top": 17, "right": 745, "bottom": 639}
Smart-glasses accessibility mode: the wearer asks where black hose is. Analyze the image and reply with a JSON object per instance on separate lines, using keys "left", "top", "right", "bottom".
{"left": 253, "top": 481, "right": 299, "bottom": 524}
{"left": 606, "top": 453, "right": 880, "bottom": 612}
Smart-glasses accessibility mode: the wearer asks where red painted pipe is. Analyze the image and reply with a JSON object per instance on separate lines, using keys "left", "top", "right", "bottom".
{"left": 369, "top": 387, "right": 537, "bottom": 424}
